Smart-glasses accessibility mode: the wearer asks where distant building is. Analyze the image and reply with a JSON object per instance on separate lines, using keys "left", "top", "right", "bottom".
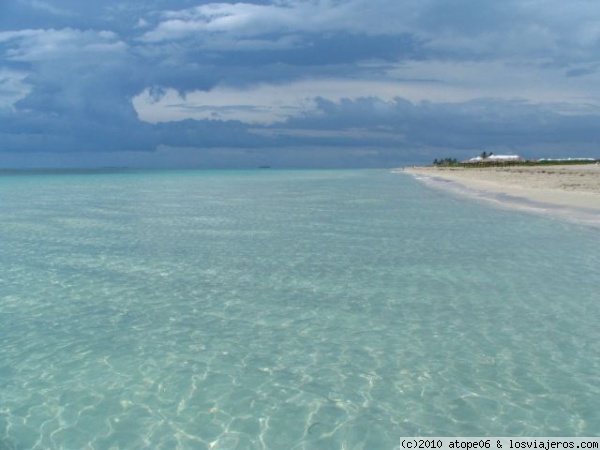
{"left": 464, "top": 154, "right": 522, "bottom": 163}
{"left": 465, "top": 156, "right": 484, "bottom": 163}
{"left": 538, "top": 158, "right": 595, "bottom": 162}
{"left": 486, "top": 154, "right": 522, "bottom": 161}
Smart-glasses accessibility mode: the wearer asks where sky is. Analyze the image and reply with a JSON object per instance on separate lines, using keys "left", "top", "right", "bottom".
{"left": 1, "top": 0, "right": 600, "bottom": 168}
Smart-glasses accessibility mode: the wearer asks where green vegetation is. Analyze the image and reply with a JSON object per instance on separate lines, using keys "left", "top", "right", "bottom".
{"left": 461, "top": 159, "right": 599, "bottom": 168}
{"left": 433, "top": 157, "right": 598, "bottom": 167}
{"left": 432, "top": 157, "right": 460, "bottom": 166}
{"left": 528, "top": 159, "right": 598, "bottom": 166}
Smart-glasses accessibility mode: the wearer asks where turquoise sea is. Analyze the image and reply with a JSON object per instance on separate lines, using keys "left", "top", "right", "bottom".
{"left": 1, "top": 170, "right": 599, "bottom": 449}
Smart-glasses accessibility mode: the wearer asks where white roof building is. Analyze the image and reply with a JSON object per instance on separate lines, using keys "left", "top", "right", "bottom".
{"left": 487, "top": 154, "right": 521, "bottom": 161}
{"left": 465, "top": 154, "right": 522, "bottom": 163}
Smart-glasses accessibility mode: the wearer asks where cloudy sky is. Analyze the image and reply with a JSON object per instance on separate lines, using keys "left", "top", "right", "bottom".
{"left": 1, "top": 0, "right": 600, "bottom": 168}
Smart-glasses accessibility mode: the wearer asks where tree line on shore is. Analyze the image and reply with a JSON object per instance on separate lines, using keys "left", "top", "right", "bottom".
{"left": 433, "top": 151, "right": 598, "bottom": 167}
{"left": 432, "top": 157, "right": 459, "bottom": 166}
{"left": 433, "top": 152, "right": 493, "bottom": 166}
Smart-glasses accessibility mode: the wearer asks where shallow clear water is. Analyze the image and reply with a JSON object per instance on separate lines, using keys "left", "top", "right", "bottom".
{"left": 0, "top": 170, "right": 599, "bottom": 449}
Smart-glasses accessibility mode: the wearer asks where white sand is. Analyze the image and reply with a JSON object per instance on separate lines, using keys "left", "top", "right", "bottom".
{"left": 398, "top": 164, "right": 600, "bottom": 225}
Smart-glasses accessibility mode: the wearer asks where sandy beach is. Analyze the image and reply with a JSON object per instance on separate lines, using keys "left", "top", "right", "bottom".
{"left": 399, "top": 164, "right": 600, "bottom": 224}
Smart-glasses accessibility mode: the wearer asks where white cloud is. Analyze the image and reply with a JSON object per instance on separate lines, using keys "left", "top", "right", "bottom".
{"left": 133, "top": 76, "right": 428, "bottom": 125}
{"left": 138, "top": 0, "right": 600, "bottom": 66}
{"left": 420, "top": 0, "right": 600, "bottom": 63}
{"left": 133, "top": 83, "right": 320, "bottom": 124}
{"left": 140, "top": 0, "right": 415, "bottom": 43}
{"left": 0, "top": 29, "right": 126, "bottom": 62}
{"left": 0, "top": 69, "right": 32, "bottom": 111}
{"left": 390, "top": 60, "right": 600, "bottom": 108}
{"left": 132, "top": 56, "right": 600, "bottom": 126}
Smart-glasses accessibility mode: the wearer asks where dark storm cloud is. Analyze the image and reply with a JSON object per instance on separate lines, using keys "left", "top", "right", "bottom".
{"left": 1, "top": 0, "right": 599, "bottom": 167}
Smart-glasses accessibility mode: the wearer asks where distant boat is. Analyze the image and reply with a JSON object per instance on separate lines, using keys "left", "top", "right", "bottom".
{"left": 258, "top": 165, "right": 271, "bottom": 169}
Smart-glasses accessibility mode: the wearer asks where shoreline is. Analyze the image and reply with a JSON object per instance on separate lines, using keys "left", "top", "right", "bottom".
{"left": 396, "top": 164, "right": 600, "bottom": 227}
